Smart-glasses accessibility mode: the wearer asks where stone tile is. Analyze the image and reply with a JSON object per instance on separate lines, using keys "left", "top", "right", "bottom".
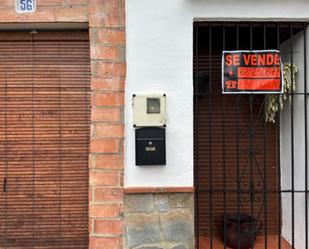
{"left": 160, "top": 210, "right": 194, "bottom": 244}
{"left": 136, "top": 246, "right": 164, "bottom": 249}
{"left": 154, "top": 194, "right": 169, "bottom": 212}
{"left": 125, "top": 213, "right": 161, "bottom": 247}
{"left": 124, "top": 194, "right": 194, "bottom": 249}
{"left": 170, "top": 244, "right": 187, "bottom": 249}
{"left": 169, "top": 193, "right": 194, "bottom": 208}
{"left": 125, "top": 194, "right": 154, "bottom": 213}
{"left": 198, "top": 235, "right": 293, "bottom": 249}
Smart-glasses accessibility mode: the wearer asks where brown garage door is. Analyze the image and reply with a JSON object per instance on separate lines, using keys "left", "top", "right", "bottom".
{"left": 0, "top": 31, "right": 90, "bottom": 248}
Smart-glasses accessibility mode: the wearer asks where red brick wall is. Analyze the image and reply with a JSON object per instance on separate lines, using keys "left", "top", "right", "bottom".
{"left": 0, "top": 1, "right": 126, "bottom": 249}
{"left": 89, "top": 1, "right": 125, "bottom": 248}
{"left": 0, "top": 0, "right": 88, "bottom": 22}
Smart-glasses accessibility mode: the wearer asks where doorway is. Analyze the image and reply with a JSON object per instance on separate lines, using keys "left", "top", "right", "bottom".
{"left": 194, "top": 22, "right": 307, "bottom": 249}
{"left": 0, "top": 31, "right": 90, "bottom": 248}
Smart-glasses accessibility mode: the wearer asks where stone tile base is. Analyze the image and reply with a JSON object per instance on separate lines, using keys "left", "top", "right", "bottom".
{"left": 199, "top": 236, "right": 292, "bottom": 249}
{"left": 124, "top": 193, "right": 194, "bottom": 249}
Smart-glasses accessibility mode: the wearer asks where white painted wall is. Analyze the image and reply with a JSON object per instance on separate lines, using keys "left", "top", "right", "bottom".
{"left": 280, "top": 29, "right": 309, "bottom": 249}
{"left": 125, "top": 0, "right": 309, "bottom": 188}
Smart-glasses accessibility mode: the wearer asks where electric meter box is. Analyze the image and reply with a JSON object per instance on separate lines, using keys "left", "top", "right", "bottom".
{"left": 135, "top": 127, "right": 166, "bottom": 166}
{"left": 133, "top": 94, "right": 166, "bottom": 127}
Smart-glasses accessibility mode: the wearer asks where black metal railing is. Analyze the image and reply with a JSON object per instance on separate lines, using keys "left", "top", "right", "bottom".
{"left": 194, "top": 22, "right": 309, "bottom": 249}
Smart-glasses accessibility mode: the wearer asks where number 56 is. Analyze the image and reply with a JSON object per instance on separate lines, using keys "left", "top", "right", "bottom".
{"left": 19, "top": 0, "right": 33, "bottom": 11}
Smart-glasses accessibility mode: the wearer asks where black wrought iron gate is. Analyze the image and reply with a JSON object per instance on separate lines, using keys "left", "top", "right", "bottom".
{"left": 194, "top": 22, "right": 309, "bottom": 249}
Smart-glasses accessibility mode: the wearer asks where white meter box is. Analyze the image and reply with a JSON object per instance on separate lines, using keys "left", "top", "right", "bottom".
{"left": 16, "top": 0, "right": 36, "bottom": 13}
{"left": 133, "top": 94, "right": 166, "bottom": 127}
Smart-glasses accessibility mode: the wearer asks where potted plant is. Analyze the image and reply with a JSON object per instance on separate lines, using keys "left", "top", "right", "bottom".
{"left": 221, "top": 213, "right": 262, "bottom": 249}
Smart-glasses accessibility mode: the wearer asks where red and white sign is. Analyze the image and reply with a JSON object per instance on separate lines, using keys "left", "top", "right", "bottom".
{"left": 222, "top": 50, "right": 283, "bottom": 94}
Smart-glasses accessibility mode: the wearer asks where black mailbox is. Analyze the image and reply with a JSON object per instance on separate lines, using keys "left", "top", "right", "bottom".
{"left": 135, "top": 127, "right": 166, "bottom": 166}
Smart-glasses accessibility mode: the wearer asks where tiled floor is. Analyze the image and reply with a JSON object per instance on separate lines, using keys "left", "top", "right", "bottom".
{"left": 199, "top": 236, "right": 292, "bottom": 249}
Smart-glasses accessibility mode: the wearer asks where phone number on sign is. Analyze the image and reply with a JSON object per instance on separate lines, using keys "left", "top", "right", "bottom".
{"left": 237, "top": 67, "right": 281, "bottom": 78}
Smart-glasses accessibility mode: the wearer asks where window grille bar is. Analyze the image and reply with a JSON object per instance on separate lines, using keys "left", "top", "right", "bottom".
{"left": 263, "top": 22, "right": 269, "bottom": 249}
{"left": 222, "top": 23, "right": 227, "bottom": 249}
{"left": 304, "top": 22, "right": 308, "bottom": 249}
{"left": 276, "top": 23, "right": 282, "bottom": 249}
{"left": 249, "top": 24, "right": 254, "bottom": 249}
{"left": 208, "top": 24, "right": 213, "bottom": 249}
{"left": 236, "top": 23, "right": 242, "bottom": 249}
{"left": 289, "top": 23, "right": 295, "bottom": 249}
{"left": 194, "top": 24, "right": 200, "bottom": 249}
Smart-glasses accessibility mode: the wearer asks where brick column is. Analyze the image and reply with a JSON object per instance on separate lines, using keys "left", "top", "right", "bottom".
{"left": 89, "top": 0, "right": 126, "bottom": 248}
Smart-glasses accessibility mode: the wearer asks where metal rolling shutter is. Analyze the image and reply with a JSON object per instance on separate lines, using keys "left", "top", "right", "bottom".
{"left": 0, "top": 31, "right": 90, "bottom": 248}
{"left": 194, "top": 54, "right": 279, "bottom": 236}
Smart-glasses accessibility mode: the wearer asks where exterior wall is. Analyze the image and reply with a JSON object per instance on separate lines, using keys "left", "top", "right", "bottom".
{"left": 3, "top": 1, "right": 309, "bottom": 249}
{"left": 125, "top": 0, "right": 309, "bottom": 188}
{"left": 125, "top": 1, "right": 309, "bottom": 249}
{"left": 280, "top": 29, "right": 309, "bottom": 249}
{"left": 124, "top": 192, "right": 194, "bottom": 249}
{"left": 0, "top": 0, "right": 88, "bottom": 22}
{"left": 0, "top": 1, "right": 126, "bottom": 249}
{"left": 88, "top": 1, "right": 125, "bottom": 249}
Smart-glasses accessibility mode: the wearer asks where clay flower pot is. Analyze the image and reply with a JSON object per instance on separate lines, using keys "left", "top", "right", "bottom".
{"left": 222, "top": 213, "right": 262, "bottom": 249}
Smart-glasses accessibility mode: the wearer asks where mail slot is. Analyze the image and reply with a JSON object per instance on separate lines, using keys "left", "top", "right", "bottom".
{"left": 135, "top": 127, "right": 166, "bottom": 166}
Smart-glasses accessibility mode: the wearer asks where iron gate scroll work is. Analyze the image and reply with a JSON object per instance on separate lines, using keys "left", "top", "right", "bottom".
{"left": 194, "top": 22, "right": 309, "bottom": 249}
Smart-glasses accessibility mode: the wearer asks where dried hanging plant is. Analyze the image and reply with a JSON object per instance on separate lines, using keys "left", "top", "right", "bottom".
{"left": 265, "top": 63, "right": 298, "bottom": 123}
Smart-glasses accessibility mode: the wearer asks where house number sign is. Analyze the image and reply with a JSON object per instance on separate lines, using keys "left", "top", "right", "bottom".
{"left": 222, "top": 50, "right": 283, "bottom": 94}
{"left": 15, "top": 0, "right": 36, "bottom": 13}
